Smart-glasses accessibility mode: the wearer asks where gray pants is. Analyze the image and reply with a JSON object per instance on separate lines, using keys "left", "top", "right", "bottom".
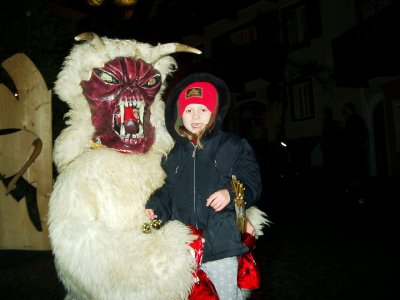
{"left": 201, "top": 256, "right": 243, "bottom": 300}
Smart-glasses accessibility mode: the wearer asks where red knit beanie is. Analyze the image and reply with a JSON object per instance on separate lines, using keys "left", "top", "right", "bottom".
{"left": 177, "top": 82, "right": 218, "bottom": 117}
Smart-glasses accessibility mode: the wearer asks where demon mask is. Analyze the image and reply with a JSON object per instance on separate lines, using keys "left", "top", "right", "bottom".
{"left": 81, "top": 57, "right": 162, "bottom": 153}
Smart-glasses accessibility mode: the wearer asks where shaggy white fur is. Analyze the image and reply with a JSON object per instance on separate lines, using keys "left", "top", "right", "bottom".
{"left": 246, "top": 206, "right": 272, "bottom": 238}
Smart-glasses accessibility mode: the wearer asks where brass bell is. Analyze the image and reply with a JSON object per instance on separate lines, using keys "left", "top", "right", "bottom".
{"left": 151, "top": 219, "right": 162, "bottom": 230}
{"left": 142, "top": 222, "right": 152, "bottom": 234}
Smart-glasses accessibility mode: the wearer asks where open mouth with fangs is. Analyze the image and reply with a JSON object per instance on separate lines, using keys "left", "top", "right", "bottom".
{"left": 113, "top": 100, "right": 145, "bottom": 146}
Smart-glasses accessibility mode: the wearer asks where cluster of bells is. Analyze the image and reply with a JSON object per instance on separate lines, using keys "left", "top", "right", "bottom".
{"left": 87, "top": 0, "right": 138, "bottom": 7}
{"left": 142, "top": 219, "right": 162, "bottom": 234}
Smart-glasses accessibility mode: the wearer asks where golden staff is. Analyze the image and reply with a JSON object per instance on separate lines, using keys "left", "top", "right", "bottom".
{"left": 231, "top": 175, "right": 246, "bottom": 233}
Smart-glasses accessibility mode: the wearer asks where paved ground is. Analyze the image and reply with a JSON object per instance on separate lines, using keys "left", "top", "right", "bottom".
{"left": 0, "top": 177, "right": 397, "bottom": 299}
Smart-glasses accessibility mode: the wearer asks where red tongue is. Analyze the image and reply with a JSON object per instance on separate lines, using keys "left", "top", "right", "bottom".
{"left": 125, "top": 107, "right": 138, "bottom": 121}
{"left": 117, "top": 107, "right": 138, "bottom": 123}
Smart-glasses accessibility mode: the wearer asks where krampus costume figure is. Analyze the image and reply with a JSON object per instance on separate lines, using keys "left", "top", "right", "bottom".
{"left": 48, "top": 32, "right": 268, "bottom": 299}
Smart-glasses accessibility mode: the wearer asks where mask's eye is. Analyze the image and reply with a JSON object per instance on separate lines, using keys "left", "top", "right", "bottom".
{"left": 94, "top": 69, "right": 119, "bottom": 84}
{"left": 143, "top": 74, "right": 161, "bottom": 88}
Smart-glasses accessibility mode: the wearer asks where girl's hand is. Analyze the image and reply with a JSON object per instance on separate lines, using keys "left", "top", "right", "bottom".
{"left": 145, "top": 209, "right": 157, "bottom": 220}
{"left": 206, "top": 189, "right": 230, "bottom": 212}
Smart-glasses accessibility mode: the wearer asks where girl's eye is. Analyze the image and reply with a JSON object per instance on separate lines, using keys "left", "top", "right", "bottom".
{"left": 186, "top": 109, "right": 192, "bottom": 113}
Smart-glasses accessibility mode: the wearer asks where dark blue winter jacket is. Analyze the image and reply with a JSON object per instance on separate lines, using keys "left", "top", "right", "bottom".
{"left": 145, "top": 73, "right": 262, "bottom": 263}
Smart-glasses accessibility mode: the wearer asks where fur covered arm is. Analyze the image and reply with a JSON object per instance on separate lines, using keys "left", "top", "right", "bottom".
{"left": 48, "top": 169, "right": 196, "bottom": 299}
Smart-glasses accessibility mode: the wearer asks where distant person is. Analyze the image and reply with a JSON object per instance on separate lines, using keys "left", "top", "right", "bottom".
{"left": 320, "top": 107, "right": 343, "bottom": 178}
{"left": 342, "top": 102, "right": 369, "bottom": 183}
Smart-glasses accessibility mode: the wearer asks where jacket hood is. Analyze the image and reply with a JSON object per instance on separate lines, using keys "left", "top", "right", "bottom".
{"left": 165, "top": 72, "right": 231, "bottom": 143}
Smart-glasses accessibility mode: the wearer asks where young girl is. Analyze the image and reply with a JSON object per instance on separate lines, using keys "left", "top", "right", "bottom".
{"left": 145, "top": 73, "right": 262, "bottom": 300}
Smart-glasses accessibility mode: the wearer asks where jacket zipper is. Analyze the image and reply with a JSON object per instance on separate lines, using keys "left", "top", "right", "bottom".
{"left": 192, "top": 144, "right": 198, "bottom": 229}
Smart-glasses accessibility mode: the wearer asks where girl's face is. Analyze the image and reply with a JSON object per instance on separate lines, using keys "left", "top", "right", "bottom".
{"left": 181, "top": 103, "right": 212, "bottom": 134}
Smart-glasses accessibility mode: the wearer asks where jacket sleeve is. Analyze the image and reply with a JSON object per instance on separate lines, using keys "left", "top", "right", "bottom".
{"left": 145, "top": 167, "right": 173, "bottom": 223}
{"left": 232, "top": 138, "right": 262, "bottom": 208}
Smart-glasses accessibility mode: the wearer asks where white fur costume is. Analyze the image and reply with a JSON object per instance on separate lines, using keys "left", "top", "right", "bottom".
{"left": 48, "top": 33, "right": 269, "bottom": 300}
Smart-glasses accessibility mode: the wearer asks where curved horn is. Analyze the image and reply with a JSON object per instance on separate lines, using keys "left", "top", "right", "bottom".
{"left": 174, "top": 44, "right": 202, "bottom": 55}
{"left": 153, "top": 43, "right": 202, "bottom": 62}
{"left": 74, "top": 32, "right": 105, "bottom": 50}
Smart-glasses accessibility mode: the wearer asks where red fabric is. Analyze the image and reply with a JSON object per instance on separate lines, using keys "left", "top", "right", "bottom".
{"left": 188, "top": 225, "right": 219, "bottom": 300}
{"left": 189, "top": 268, "right": 219, "bottom": 300}
{"left": 241, "top": 232, "right": 256, "bottom": 249}
{"left": 237, "top": 233, "right": 261, "bottom": 290}
{"left": 177, "top": 82, "right": 218, "bottom": 116}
